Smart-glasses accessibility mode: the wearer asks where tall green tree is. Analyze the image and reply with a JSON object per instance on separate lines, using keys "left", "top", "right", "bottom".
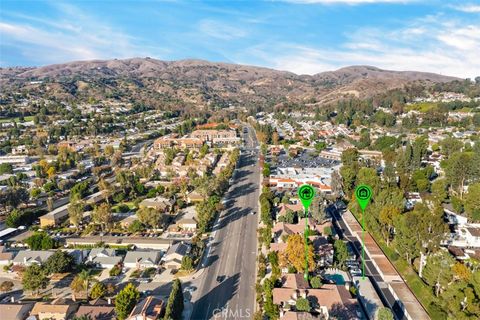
{"left": 422, "top": 251, "right": 455, "bottom": 297}
{"left": 412, "top": 136, "right": 428, "bottom": 169}
{"left": 444, "top": 152, "right": 480, "bottom": 199}
{"left": 379, "top": 206, "right": 401, "bottom": 246}
{"left": 263, "top": 277, "right": 279, "bottom": 319}
{"left": 136, "top": 207, "right": 162, "bottom": 228}
{"left": 440, "top": 137, "right": 463, "bottom": 159}
{"left": 431, "top": 179, "right": 448, "bottom": 204}
{"left": 341, "top": 148, "right": 359, "bottom": 167}
{"left": 22, "top": 264, "right": 49, "bottom": 296}
{"left": 115, "top": 283, "right": 140, "bottom": 320}
{"left": 356, "top": 167, "right": 381, "bottom": 194}
{"left": 465, "top": 183, "right": 480, "bottom": 222}
{"left": 164, "top": 279, "right": 184, "bottom": 320}
{"left": 92, "top": 203, "right": 112, "bottom": 231}
{"left": 333, "top": 240, "right": 349, "bottom": 269}
{"left": 68, "top": 200, "right": 84, "bottom": 227}
{"left": 25, "top": 232, "right": 55, "bottom": 250}
{"left": 44, "top": 251, "right": 75, "bottom": 274}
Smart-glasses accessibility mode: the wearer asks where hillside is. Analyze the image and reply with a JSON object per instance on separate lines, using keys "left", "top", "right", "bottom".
{"left": 0, "top": 58, "right": 459, "bottom": 108}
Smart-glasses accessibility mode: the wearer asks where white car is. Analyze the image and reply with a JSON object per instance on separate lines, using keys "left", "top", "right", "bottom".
{"left": 349, "top": 267, "right": 362, "bottom": 276}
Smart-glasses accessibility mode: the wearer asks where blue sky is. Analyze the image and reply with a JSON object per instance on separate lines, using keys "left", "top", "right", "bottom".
{"left": 0, "top": 0, "right": 479, "bottom": 78}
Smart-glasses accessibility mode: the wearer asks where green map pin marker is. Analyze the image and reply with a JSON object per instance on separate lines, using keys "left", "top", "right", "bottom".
{"left": 355, "top": 185, "right": 372, "bottom": 211}
{"left": 298, "top": 184, "right": 315, "bottom": 210}
{"left": 355, "top": 184, "right": 372, "bottom": 280}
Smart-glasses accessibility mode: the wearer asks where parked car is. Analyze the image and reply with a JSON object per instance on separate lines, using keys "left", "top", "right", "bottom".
{"left": 349, "top": 267, "right": 362, "bottom": 277}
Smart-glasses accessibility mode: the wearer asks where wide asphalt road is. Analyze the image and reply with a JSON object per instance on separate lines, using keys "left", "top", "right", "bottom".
{"left": 189, "top": 126, "right": 260, "bottom": 320}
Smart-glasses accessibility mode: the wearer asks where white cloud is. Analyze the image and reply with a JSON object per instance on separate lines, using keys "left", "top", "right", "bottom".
{"left": 241, "top": 16, "right": 480, "bottom": 78}
{"left": 0, "top": 3, "right": 160, "bottom": 65}
{"left": 198, "top": 20, "right": 247, "bottom": 40}
{"left": 452, "top": 4, "right": 480, "bottom": 13}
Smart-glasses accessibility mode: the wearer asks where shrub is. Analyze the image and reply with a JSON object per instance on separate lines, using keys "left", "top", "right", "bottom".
{"left": 310, "top": 276, "right": 323, "bottom": 289}
{"left": 0, "top": 280, "right": 14, "bottom": 292}
{"left": 109, "top": 265, "right": 121, "bottom": 277}
{"left": 128, "top": 220, "right": 144, "bottom": 233}
{"left": 90, "top": 282, "right": 106, "bottom": 299}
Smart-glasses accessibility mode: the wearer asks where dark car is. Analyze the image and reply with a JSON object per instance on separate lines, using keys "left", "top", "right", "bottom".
{"left": 216, "top": 275, "right": 226, "bottom": 283}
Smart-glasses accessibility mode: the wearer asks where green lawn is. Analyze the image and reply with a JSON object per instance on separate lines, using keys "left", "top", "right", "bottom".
{"left": 0, "top": 116, "right": 34, "bottom": 123}
{"left": 405, "top": 102, "right": 437, "bottom": 113}
{"left": 112, "top": 201, "right": 137, "bottom": 212}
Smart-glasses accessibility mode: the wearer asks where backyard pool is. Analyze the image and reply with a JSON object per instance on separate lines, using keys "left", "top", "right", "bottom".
{"left": 324, "top": 273, "right": 346, "bottom": 285}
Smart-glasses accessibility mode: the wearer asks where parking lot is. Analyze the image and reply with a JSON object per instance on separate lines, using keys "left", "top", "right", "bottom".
{"left": 275, "top": 150, "right": 340, "bottom": 168}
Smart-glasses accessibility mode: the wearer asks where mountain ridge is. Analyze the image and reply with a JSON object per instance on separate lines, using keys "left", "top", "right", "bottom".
{"left": 0, "top": 58, "right": 460, "bottom": 106}
{"left": 0, "top": 57, "right": 458, "bottom": 80}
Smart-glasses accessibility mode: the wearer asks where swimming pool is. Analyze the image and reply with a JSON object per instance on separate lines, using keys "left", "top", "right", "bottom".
{"left": 324, "top": 273, "right": 346, "bottom": 285}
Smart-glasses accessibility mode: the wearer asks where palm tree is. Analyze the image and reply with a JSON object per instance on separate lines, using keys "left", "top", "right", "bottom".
{"left": 71, "top": 270, "right": 94, "bottom": 300}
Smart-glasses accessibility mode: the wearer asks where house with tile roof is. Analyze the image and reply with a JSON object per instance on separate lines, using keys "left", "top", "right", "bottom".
{"left": 0, "top": 303, "right": 34, "bottom": 320}
{"left": 273, "top": 284, "right": 360, "bottom": 320}
{"left": 127, "top": 296, "right": 165, "bottom": 320}
{"left": 30, "top": 301, "right": 78, "bottom": 320}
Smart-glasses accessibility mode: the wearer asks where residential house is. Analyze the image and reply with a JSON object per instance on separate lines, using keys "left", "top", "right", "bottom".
{"left": 154, "top": 135, "right": 204, "bottom": 150}
{"left": 310, "top": 236, "right": 334, "bottom": 267}
{"left": 39, "top": 204, "right": 69, "bottom": 228}
{"left": 178, "top": 138, "right": 204, "bottom": 149}
{"left": 187, "top": 191, "right": 204, "bottom": 203}
{"left": 454, "top": 225, "right": 480, "bottom": 248}
{"left": 12, "top": 250, "right": 53, "bottom": 266}
{"left": 280, "top": 274, "right": 310, "bottom": 290}
{"left": 153, "top": 137, "right": 173, "bottom": 150}
{"left": 280, "top": 311, "right": 318, "bottom": 320}
{"left": 272, "top": 219, "right": 332, "bottom": 242}
{"left": 0, "top": 303, "right": 34, "bottom": 320}
{"left": 444, "top": 204, "right": 469, "bottom": 226}
{"left": 0, "top": 245, "right": 14, "bottom": 265}
{"left": 176, "top": 218, "right": 197, "bottom": 232}
{"left": 124, "top": 251, "right": 161, "bottom": 269}
{"left": 139, "top": 197, "right": 174, "bottom": 214}
{"left": 87, "top": 248, "right": 123, "bottom": 269}
{"left": 0, "top": 155, "right": 32, "bottom": 165}
{"left": 405, "top": 192, "right": 422, "bottom": 210}
{"left": 277, "top": 203, "right": 303, "bottom": 220}
{"left": 30, "top": 301, "right": 78, "bottom": 320}
{"left": 213, "top": 153, "right": 229, "bottom": 175}
{"left": 319, "top": 149, "right": 342, "bottom": 161}
{"left": 127, "top": 296, "right": 165, "bottom": 320}
{"left": 64, "top": 249, "right": 90, "bottom": 265}
{"left": 191, "top": 129, "right": 237, "bottom": 142}
{"left": 163, "top": 242, "right": 191, "bottom": 269}
{"left": 74, "top": 299, "right": 115, "bottom": 320}
{"left": 273, "top": 284, "right": 359, "bottom": 320}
